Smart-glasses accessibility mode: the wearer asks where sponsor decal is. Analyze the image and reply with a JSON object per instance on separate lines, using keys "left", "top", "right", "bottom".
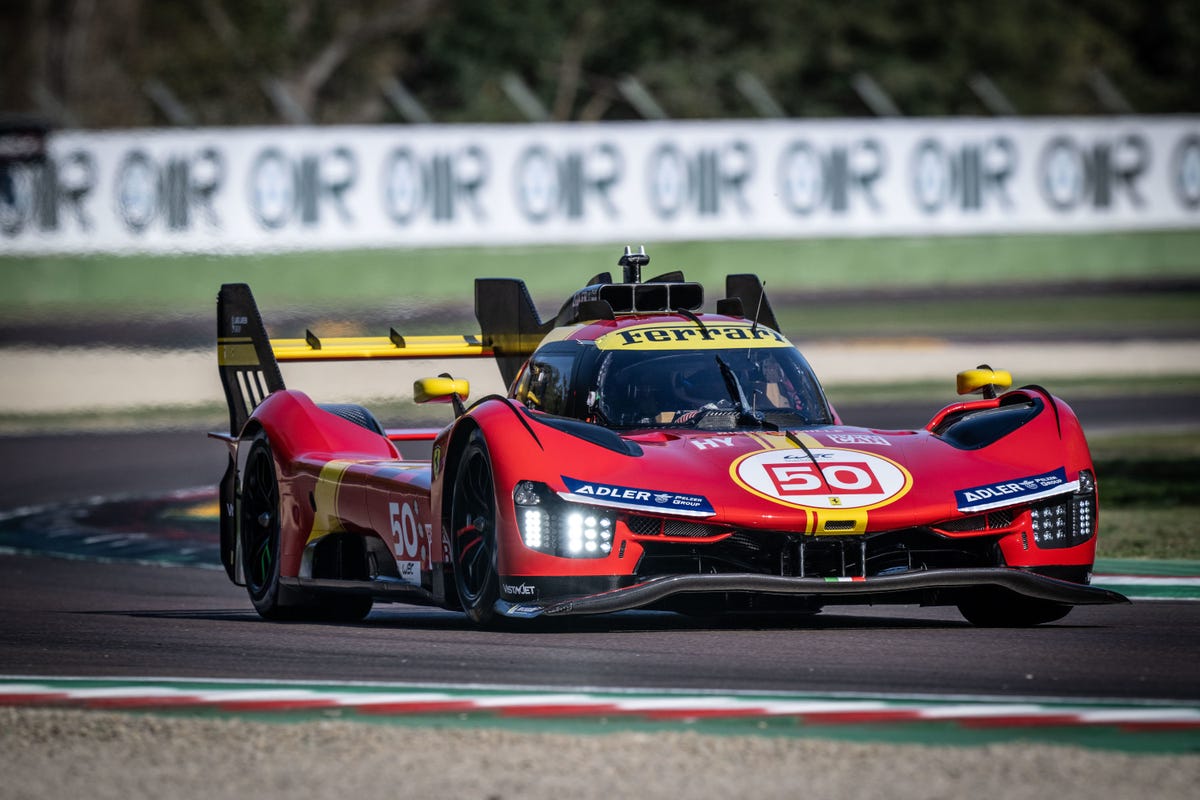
{"left": 515, "top": 143, "right": 621, "bottom": 222}
{"left": 778, "top": 137, "right": 884, "bottom": 216}
{"left": 560, "top": 475, "right": 715, "bottom": 516}
{"left": 502, "top": 582, "right": 537, "bottom": 598}
{"left": 249, "top": 145, "right": 356, "bottom": 230}
{"left": 909, "top": 136, "right": 1016, "bottom": 214}
{"left": 732, "top": 448, "right": 912, "bottom": 511}
{"left": 1038, "top": 134, "right": 1149, "bottom": 212}
{"left": 691, "top": 436, "right": 736, "bottom": 450}
{"left": 388, "top": 500, "right": 431, "bottom": 581}
{"left": 595, "top": 322, "right": 790, "bottom": 351}
{"left": 397, "top": 560, "right": 420, "bottom": 584}
{"left": 382, "top": 145, "right": 488, "bottom": 225}
{"left": 955, "top": 467, "right": 1075, "bottom": 512}
{"left": 648, "top": 140, "right": 753, "bottom": 220}
{"left": 821, "top": 432, "right": 891, "bottom": 447}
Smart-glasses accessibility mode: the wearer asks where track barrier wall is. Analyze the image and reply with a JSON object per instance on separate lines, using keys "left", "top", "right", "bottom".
{"left": 2, "top": 117, "right": 1198, "bottom": 254}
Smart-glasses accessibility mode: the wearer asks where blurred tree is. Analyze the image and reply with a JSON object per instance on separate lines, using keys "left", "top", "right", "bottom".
{"left": 0, "top": 0, "right": 1196, "bottom": 127}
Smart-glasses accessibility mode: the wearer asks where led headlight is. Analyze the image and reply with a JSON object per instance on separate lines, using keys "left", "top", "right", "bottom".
{"left": 1030, "top": 470, "right": 1097, "bottom": 550}
{"left": 513, "top": 481, "right": 615, "bottom": 558}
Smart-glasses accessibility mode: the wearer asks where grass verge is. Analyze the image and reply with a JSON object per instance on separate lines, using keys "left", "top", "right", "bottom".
{"left": 1091, "top": 430, "right": 1200, "bottom": 560}
{"left": 4, "top": 231, "right": 1199, "bottom": 319}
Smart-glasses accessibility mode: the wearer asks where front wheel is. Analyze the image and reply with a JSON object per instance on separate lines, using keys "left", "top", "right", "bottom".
{"left": 450, "top": 432, "right": 500, "bottom": 626}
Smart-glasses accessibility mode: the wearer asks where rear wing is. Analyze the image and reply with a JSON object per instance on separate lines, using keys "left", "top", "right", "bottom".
{"left": 217, "top": 266, "right": 778, "bottom": 436}
{"left": 215, "top": 281, "right": 545, "bottom": 435}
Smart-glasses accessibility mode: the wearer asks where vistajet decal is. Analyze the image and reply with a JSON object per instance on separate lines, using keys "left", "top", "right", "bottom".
{"left": 955, "top": 467, "right": 1076, "bottom": 512}
{"left": 559, "top": 476, "right": 715, "bottom": 517}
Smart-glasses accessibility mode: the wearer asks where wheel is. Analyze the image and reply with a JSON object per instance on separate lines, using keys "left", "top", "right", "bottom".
{"left": 240, "top": 433, "right": 292, "bottom": 619}
{"left": 450, "top": 431, "right": 500, "bottom": 626}
{"left": 240, "top": 432, "right": 374, "bottom": 622}
{"left": 957, "top": 590, "right": 1072, "bottom": 627}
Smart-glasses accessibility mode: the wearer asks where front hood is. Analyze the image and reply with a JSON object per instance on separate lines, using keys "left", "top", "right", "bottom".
{"left": 552, "top": 420, "right": 1080, "bottom": 534}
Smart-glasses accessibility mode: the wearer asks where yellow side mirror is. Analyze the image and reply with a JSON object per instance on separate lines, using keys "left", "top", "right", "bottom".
{"left": 956, "top": 366, "right": 1012, "bottom": 398}
{"left": 414, "top": 376, "right": 470, "bottom": 404}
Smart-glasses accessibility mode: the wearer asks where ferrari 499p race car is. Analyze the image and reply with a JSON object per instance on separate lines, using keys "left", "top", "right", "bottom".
{"left": 212, "top": 247, "right": 1126, "bottom": 627}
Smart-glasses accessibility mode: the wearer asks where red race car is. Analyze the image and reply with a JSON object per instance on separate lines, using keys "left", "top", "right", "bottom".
{"left": 213, "top": 247, "right": 1126, "bottom": 626}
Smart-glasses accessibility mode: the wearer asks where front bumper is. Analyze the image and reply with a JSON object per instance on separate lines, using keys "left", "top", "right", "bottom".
{"left": 494, "top": 567, "right": 1129, "bottom": 618}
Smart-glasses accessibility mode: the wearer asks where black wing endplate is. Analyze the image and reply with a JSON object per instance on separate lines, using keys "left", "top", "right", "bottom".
{"left": 216, "top": 283, "right": 287, "bottom": 436}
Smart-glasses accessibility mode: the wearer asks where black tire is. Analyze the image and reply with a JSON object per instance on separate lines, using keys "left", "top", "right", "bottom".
{"left": 240, "top": 433, "right": 293, "bottom": 619}
{"left": 240, "top": 433, "right": 374, "bottom": 622}
{"left": 450, "top": 432, "right": 500, "bottom": 626}
{"left": 957, "top": 591, "right": 1072, "bottom": 627}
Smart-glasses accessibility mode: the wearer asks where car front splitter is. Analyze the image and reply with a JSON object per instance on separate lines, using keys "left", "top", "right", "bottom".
{"left": 493, "top": 568, "right": 1130, "bottom": 618}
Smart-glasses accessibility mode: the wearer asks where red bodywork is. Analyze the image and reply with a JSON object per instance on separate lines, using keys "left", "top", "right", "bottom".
{"left": 224, "top": 308, "right": 1121, "bottom": 621}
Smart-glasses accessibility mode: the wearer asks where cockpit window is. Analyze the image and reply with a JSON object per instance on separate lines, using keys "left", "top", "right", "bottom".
{"left": 513, "top": 346, "right": 578, "bottom": 416}
{"left": 512, "top": 326, "right": 834, "bottom": 430}
{"left": 590, "top": 346, "right": 832, "bottom": 429}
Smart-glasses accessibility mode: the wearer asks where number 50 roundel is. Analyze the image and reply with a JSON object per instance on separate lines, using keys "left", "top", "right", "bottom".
{"left": 731, "top": 448, "right": 912, "bottom": 511}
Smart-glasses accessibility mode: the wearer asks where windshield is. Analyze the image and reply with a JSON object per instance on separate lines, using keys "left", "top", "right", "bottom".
{"left": 591, "top": 346, "right": 833, "bottom": 429}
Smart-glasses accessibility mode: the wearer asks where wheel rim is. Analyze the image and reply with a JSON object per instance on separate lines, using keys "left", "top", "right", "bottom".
{"left": 453, "top": 446, "right": 496, "bottom": 604}
{"left": 242, "top": 444, "right": 279, "bottom": 598}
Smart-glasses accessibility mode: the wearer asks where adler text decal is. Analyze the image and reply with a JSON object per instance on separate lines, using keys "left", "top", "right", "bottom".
{"left": 560, "top": 475, "right": 715, "bottom": 517}
{"left": 955, "top": 467, "right": 1075, "bottom": 513}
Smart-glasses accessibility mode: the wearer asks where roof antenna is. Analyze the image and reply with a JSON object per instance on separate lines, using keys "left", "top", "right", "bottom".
{"left": 748, "top": 280, "right": 767, "bottom": 359}
{"left": 750, "top": 280, "right": 766, "bottom": 335}
{"left": 618, "top": 245, "right": 649, "bottom": 283}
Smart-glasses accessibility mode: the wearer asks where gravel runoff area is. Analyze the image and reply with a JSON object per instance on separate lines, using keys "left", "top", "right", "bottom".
{"left": 2, "top": 707, "right": 1197, "bottom": 800}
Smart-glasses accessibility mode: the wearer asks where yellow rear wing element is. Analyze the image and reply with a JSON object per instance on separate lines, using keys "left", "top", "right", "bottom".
{"left": 268, "top": 330, "right": 493, "bottom": 362}
{"left": 217, "top": 282, "right": 500, "bottom": 436}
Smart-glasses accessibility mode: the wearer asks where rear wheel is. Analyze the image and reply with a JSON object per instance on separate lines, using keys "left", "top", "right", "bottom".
{"left": 450, "top": 432, "right": 500, "bottom": 626}
{"left": 240, "top": 433, "right": 373, "bottom": 622}
{"left": 240, "top": 433, "right": 292, "bottom": 618}
{"left": 957, "top": 591, "right": 1072, "bottom": 627}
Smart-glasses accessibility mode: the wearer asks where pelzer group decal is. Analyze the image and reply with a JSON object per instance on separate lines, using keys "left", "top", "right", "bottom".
{"left": 732, "top": 448, "right": 912, "bottom": 511}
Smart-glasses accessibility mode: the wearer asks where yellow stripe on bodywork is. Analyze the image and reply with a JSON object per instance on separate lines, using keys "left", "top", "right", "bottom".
{"left": 217, "top": 338, "right": 260, "bottom": 367}
{"left": 747, "top": 430, "right": 821, "bottom": 450}
{"left": 748, "top": 431, "right": 865, "bottom": 534}
{"left": 307, "top": 460, "right": 354, "bottom": 544}
{"left": 812, "top": 509, "right": 870, "bottom": 535}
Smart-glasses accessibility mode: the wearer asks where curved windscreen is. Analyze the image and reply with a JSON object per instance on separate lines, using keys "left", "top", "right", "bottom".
{"left": 591, "top": 345, "right": 833, "bottom": 429}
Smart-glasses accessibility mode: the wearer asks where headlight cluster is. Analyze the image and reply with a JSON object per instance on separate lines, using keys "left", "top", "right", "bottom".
{"left": 513, "top": 480, "right": 616, "bottom": 558}
{"left": 1030, "top": 470, "right": 1096, "bottom": 549}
